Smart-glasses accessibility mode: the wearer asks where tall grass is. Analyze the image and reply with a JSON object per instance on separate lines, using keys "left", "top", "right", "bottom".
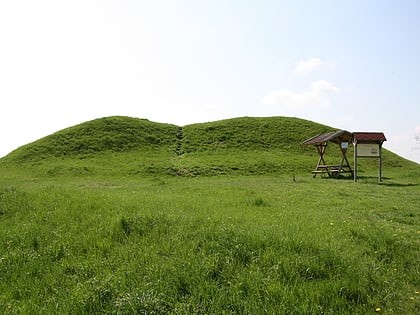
{"left": 0, "top": 116, "right": 418, "bottom": 313}
{"left": 0, "top": 175, "right": 418, "bottom": 314}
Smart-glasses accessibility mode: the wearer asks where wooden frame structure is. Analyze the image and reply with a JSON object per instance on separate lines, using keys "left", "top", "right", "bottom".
{"left": 302, "top": 130, "right": 354, "bottom": 178}
{"left": 353, "top": 132, "right": 386, "bottom": 182}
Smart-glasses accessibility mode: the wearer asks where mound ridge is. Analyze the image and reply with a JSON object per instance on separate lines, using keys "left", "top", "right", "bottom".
{"left": 2, "top": 115, "right": 418, "bottom": 177}
{"left": 182, "top": 117, "right": 332, "bottom": 153}
{"left": 5, "top": 116, "right": 179, "bottom": 161}
{"left": 5, "top": 116, "right": 332, "bottom": 162}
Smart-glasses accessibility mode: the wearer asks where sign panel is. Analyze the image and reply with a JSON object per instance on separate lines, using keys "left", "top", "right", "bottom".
{"left": 357, "top": 143, "right": 380, "bottom": 157}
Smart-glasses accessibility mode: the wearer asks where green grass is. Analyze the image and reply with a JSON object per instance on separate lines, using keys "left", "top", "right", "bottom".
{"left": 0, "top": 116, "right": 419, "bottom": 314}
{"left": 3, "top": 116, "right": 179, "bottom": 161}
{"left": 3, "top": 115, "right": 417, "bottom": 178}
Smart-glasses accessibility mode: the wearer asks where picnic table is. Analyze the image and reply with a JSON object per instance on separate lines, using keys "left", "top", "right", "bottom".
{"left": 312, "top": 164, "right": 353, "bottom": 178}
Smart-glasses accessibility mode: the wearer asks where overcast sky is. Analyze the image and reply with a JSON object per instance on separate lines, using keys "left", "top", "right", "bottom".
{"left": 1, "top": 0, "right": 419, "bottom": 163}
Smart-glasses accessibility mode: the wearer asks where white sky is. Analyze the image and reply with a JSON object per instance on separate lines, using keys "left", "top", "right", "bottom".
{"left": 1, "top": 0, "right": 419, "bottom": 163}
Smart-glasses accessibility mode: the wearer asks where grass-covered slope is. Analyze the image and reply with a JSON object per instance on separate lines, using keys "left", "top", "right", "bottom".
{"left": 168, "top": 116, "right": 333, "bottom": 176}
{"left": 1, "top": 116, "right": 181, "bottom": 177}
{"left": 4, "top": 116, "right": 179, "bottom": 161}
{"left": 1, "top": 115, "right": 418, "bottom": 177}
{"left": 182, "top": 116, "right": 332, "bottom": 153}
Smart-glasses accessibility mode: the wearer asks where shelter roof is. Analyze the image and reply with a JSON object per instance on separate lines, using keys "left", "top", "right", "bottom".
{"left": 353, "top": 132, "right": 386, "bottom": 143}
{"left": 302, "top": 130, "right": 352, "bottom": 146}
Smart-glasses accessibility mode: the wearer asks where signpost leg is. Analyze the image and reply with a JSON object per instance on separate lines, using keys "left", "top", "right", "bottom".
{"left": 379, "top": 144, "right": 383, "bottom": 182}
{"left": 353, "top": 142, "right": 357, "bottom": 182}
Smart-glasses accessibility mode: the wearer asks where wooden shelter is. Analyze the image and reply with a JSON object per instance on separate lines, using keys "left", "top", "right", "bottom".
{"left": 302, "top": 130, "right": 353, "bottom": 178}
{"left": 353, "top": 132, "right": 386, "bottom": 181}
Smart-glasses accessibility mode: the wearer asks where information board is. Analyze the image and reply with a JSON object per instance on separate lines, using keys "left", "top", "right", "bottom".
{"left": 356, "top": 143, "right": 380, "bottom": 157}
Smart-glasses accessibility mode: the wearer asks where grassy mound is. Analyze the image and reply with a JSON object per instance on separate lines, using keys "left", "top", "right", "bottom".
{"left": 4, "top": 116, "right": 179, "bottom": 161}
{"left": 182, "top": 116, "right": 332, "bottom": 153}
{"left": 1, "top": 115, "right": 418, "bottom": 178}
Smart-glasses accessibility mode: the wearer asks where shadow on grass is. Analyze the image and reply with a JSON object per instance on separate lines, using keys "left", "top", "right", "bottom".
{"left": 378, "top": 182, "right": 418, "bottom": 187}
{"left": 312, "top": 175, "right": 354, "bottom": 181}
{"left": 316, "top": 175, "right": 419, "bottom": 187}
{"left": 355, "top": 175, "right": 418, "bottom": 187}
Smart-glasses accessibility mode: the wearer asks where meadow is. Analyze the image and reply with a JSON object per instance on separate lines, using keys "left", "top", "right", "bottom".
{"left": 0, "top": 116, "right": 419, "bottom": 314}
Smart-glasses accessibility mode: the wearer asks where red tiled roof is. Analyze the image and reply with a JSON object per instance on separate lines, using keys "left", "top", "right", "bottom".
{"left": 353, "top": 132, "right": 386, "bottom": 142}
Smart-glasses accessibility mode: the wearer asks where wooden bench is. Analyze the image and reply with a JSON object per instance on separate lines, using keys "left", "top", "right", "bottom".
{"left": 312, "top": 165, "right": 345, "bottom": 178}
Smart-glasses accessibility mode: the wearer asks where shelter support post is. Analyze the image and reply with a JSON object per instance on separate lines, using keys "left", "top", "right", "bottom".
{"left": 353, "top": 140, "right": 357, "bottom": 182}
{"left": 379, "top": 143, "right": 383, "bottom": 182}
{"left": 339, "top": 142, "right": 353, "bottom": 178}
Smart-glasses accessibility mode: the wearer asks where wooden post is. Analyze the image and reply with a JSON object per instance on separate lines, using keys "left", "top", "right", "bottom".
{"left": 313, "top": 143, "right": 329, "bottom": 177}
{"left": 339, "top": 142, "right": 353, "bottom": 177}
{"left": 353, "top": 140, "right": 357, "bottom": 182}
{"left": 379, "top": 143, "right": 383, "bottom": 182}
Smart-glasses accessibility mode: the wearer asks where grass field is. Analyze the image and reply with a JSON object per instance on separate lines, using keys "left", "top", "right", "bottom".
{"left": 0, "top": 116, "right": 419, "bottom": 314}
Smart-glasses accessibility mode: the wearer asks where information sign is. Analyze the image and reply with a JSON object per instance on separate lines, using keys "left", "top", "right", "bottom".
{"left": 356, "top": 143, "right": 380, "bottom": 157}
